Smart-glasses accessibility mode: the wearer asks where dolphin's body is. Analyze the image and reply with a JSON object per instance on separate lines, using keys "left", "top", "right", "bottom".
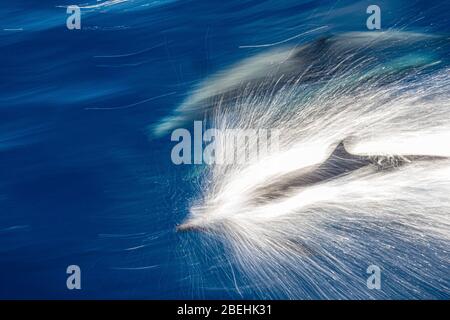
{"left": 176, "top": 141, "right": 449, "bottom": 231}
{"left": 247, "top": 141, "right": 449, "bottom": 204}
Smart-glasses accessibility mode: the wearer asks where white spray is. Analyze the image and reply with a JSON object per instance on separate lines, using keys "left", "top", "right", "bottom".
{"left": 167, "top": 32, "right": 450, "bottom": 299}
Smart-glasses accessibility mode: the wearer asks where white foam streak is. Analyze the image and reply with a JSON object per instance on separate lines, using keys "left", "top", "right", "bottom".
{"left": 179, "top": 35, "right": 450, "bottom": 298}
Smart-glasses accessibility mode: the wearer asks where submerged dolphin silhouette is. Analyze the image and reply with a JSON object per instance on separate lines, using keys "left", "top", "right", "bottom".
{"left": 154, "top": 31, "right": 448, "bottom": 137}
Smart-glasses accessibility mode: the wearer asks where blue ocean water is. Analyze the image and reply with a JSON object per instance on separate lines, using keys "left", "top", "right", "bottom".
{"left": 0, "top": 0, "right": 449, "bottom": 299}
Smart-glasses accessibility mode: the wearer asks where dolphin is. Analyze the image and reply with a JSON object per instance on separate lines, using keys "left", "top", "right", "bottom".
{"left": 154, "top": 31, "right": 449, "bottom": 137}
{"left": 176, "top": 140, "right": 449, "bottom": 232}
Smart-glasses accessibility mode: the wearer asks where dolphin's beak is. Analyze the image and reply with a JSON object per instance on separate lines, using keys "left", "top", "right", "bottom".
{"left": 177, "top": 206, "right": 212, "bottom": 232}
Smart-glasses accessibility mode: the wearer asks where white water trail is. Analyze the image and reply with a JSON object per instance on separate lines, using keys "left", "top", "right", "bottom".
{"left": 174, "top": 32, "right": 450, "bottom": 298}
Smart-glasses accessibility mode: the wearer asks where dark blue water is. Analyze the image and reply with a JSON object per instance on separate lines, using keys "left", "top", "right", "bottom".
{"left": 0, "top": 0, "right": 448, "bottom": 299}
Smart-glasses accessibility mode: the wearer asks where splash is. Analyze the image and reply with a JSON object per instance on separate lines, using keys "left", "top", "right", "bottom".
{"left": 171, "top": 32, "right": 450, "bottom": 299}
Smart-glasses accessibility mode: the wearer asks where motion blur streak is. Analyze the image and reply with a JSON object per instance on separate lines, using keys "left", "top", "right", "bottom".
{"left": 176, "top": 32, "right": 450, "bottom": 299}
